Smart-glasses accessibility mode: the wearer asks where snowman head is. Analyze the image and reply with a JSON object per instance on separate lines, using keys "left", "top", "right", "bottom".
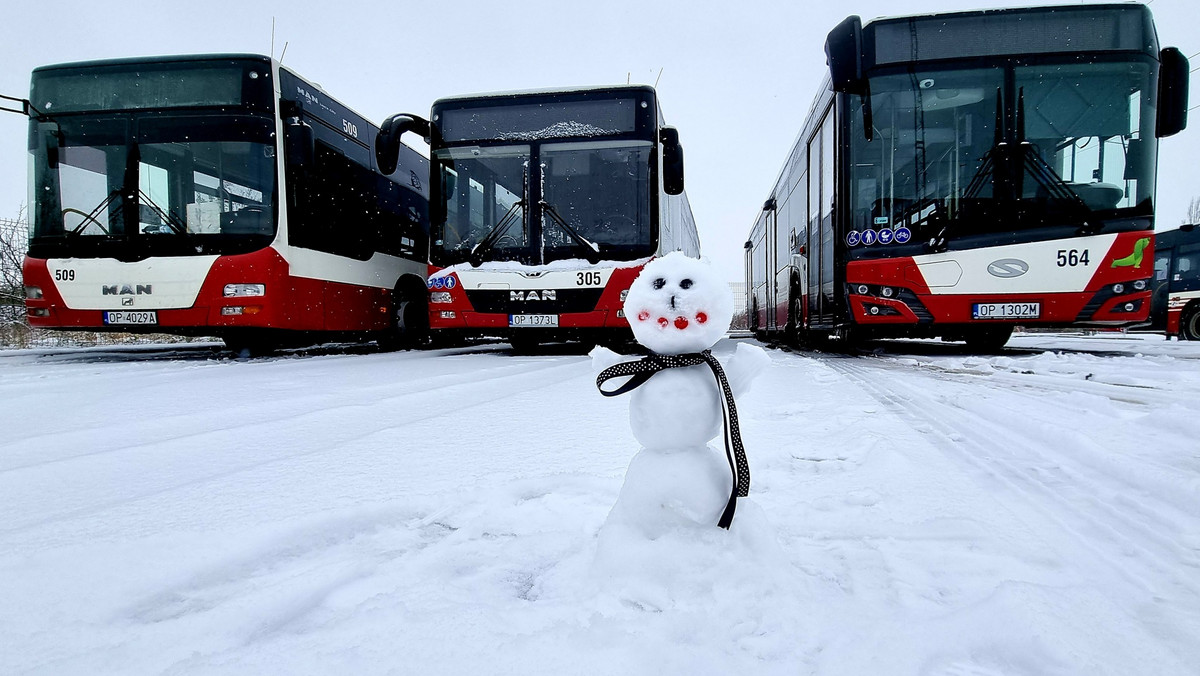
{"left": 624, "top": 252, "right": 733, "bottom": 355}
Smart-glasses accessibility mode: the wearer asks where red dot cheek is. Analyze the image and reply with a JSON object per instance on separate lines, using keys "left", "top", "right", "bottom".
{"left": 674, "top": 316, "right": 689, "bottom": 329}
{"left": 657, "top": 317, "right": 669, "bottom": 328}
{"left": 696, "top": 312, "right": 708, "bottom": 324}
{"left": 637, "top": 310, "right": 650, "bottom": 322}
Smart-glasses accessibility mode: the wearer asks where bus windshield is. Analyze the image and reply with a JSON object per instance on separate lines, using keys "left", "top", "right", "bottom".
{"left": 29, "top": 113, "right": 277, "bottom": 257}
{"left": 540, "top": 140, "right": 652, "bottom": 262}
{"left": 430, "top": 139, "right": 654, "bottom": 266}
{"left": 849, "top": 60, "right": 1157, "bottom": 251}
{"left": 431, "top": 144, "right": 529, "bottom": 266}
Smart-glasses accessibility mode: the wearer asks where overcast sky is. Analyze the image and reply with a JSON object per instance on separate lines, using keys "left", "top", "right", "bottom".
{"left": 2, "top": 0, "right": 1196, "bottom": 281}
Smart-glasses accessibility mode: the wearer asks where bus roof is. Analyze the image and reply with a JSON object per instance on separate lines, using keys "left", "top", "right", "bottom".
{"left": 434, "top": 84, "right": 657, "bottom": 106}
{"left": 858, "top": 3, "right": 1158, "bottom": 66}
{"left": 32, "top": 53, "right": 273, "bottom": 74}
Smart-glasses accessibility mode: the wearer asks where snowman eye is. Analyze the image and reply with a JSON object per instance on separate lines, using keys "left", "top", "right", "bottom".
{"left": 652, "top": 278, "right": 666, "bottom": 290}
{"left": 679, "top": 279, "right": 693, "bottom": 289}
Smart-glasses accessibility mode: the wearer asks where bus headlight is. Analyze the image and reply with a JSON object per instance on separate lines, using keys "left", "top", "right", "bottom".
{"left": 881, "top": 286, "right": 895, "bottom": 298}
{"left": 25, "top": 286, "right": 43, "bottom": 300}
{"left": 224, "top": 284, "right": 265, "bottom": 298}
{"left": 620, "top": 289, "right": 629, "bottom": 302}
{"left": 1112, "top": 283, "right": 1125, "bottom": 294}
{"left": 28, "top": 307, "right": 50, "bottom": 317}
{"left": 856, "top": 284, "right": 869, "bottom": 295}
{"left": 430, "top": 291, "right": 453, "bottom": 303}
{"left": 1133, "top": 279, "right": 1148, "bottom": 291}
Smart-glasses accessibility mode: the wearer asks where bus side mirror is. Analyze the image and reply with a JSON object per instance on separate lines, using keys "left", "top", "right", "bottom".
{"left": 661, "top": 126, "right": 685, "bottom": 195}
{"left": 1124, "top": 138, "right": 1145, "bottom": 180}
{"left": 284, "top": 119, "right": 314, "bottom": 167}
{"left": 38, "top": 121, "right": 60, "bottom": 169}
{"left": 430, "top": 169, "right": 456, "bottom": 226}
{"left": 826, "top": 15, "right": 865, "bottom": 94}
{"left": 1, "top": 93, "right": 33, "bottom": 116}
{"left": 1157, "top": 47, "right": 1189, "bottom": 138}
{"left": 376, "top": 113, "right": 431, "bottom": 175}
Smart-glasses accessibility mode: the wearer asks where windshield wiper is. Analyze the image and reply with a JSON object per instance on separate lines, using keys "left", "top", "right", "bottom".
{"left": 137, "top": 189, "right": 187, "bottom": 235}
{"left": 65, "top": 188, "right": 123, "bottom": 235}
{"left": 929, "top": 91, "right": 1007, "bottom": 252}
{"left": 469, "top": 199, "right": 526, "bottom": 267}
{"left": 1013, "top": 88, "right": 1095, "bottom": 235}
{"left": 539, "top": 200, "right": 601, "bottom": 264}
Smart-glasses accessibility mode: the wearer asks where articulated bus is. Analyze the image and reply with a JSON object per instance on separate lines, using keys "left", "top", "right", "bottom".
{"left": 746, "top": 4, "right": 1189, "bottom": 350}
{"left": 18, "top": 54, "right": 429, "bottom": 353}
{"left": 374, "top": 85, "right": 699, "bottom": 351}
{"left": 1151, "top": 225, "right": 1200, "bottom": 339}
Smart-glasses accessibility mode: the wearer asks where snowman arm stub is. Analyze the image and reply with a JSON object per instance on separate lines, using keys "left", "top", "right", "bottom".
{"left": 588, "top": 345, "right": 626, "bottom": 375}
{"left": 722, "top": 342, "right": 771, "bottom": 398}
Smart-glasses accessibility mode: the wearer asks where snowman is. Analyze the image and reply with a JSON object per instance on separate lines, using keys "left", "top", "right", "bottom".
{"left": 593, "top": 252, "right": 771, "bottom": 544}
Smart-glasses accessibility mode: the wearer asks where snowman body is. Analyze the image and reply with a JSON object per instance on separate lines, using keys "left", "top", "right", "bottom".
{"left": 595, "top": 252, "right": 769, "bottom": 542}
{"left": 610, "top": 366, "right": 732, "bottom": 538}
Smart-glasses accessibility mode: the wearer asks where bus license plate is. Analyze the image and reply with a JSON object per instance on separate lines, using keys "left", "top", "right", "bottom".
{"left": 103, "top": 311, "right": 158, "bottom": 325}
{"left": 509, "top": 314, "right": 558, "bottom": 328}
{"left": 972, "top": 302, "right": 1040, "bottom": 320}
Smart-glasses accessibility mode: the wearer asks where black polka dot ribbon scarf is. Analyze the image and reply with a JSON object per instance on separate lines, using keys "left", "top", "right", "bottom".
{"left": 596, "top": 350, "right": 750, "bottom": 530}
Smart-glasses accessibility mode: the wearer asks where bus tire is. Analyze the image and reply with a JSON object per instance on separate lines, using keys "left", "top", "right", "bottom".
{"left": 378, "top": 282, "right": 430, "bottom": 351}
{"left": 223, "top": 333, "right": 274, "bottom": 358}
{"left": 1181, "top": 304, "right": 1200, "bottom": 341}
{"left": 964, "top": 325, "right": 1014, "bottom": 352}
{"left": 787, "top": 294, "right": 807, "bottom": 348}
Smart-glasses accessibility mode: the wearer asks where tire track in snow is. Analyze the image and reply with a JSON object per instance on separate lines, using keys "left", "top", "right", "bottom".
{"left": 0, "top": 347, "right": 563, "bottom": 475}
{"left": 821, "top": 355, "right": 1200, "bottom": 615}
{"left": 852, "top": 355, "right": 1200, "bottom": 499}
{"left": 0, "top": 354, "right": 591, "bottom": 535}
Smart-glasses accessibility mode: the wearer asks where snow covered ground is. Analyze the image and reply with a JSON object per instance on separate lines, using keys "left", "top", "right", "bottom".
{"left": 1, "top": 332, "right": 1198, "bottom": 675}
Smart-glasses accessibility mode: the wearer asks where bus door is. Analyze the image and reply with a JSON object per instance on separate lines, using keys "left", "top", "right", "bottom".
{"left": 817, "top": 109, "right": 836, "bottom": 326}
{"left": 764, "top": 206, "right": 778, "bottom": 330}
{"left": 1152, "top": 244, "right": 1172, "bottom": 331}
{"left": 807, "top": 109, "right": 841, "bottom": 327}
{"left": 773, "top": 201, "right": 792, "bottom": 330}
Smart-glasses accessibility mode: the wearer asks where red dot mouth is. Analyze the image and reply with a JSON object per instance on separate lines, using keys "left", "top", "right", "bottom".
{"left": 674, "top": 316, "right": 689, "bottom": 329}
{"left": 696, "top": 312, "right": 708, "bottom": 324}
{"left": 657, "top": 317, "right": 669, "bottom": 328}
{"left": 637, "top": 310, "right": 650, "bottom": 322}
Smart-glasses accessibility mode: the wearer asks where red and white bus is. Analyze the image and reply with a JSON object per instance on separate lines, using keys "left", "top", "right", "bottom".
{"left": 19, "top": 54, "right": 429, "bottom": 353}
{"left": 1151, "top": 225, "right": 1200, "bottom": 340}
{"left": 374, "top": 86, "right": 699, "bottom": 351}
{"left": 746, "top": 4, "right": 1189, "bottom": 350}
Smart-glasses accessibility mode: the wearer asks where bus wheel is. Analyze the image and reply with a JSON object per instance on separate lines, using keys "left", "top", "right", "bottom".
{"left": 964, "top": 326, "right": 1013, "bottom": 352}
{"left": 1181, "top": 304, "right": 1200, "bottom": 340}
{"left": 223, "top": 334, "right": 274, "bottom": 358}
{"left": 787, "top": 296, "right": 807, "bottom": 348}
{"left": 379, "top": 285, "right": 429, "bottom": 351}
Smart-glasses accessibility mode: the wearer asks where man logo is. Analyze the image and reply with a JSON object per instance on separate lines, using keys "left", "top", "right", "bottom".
{"left": 987, "top": 259, "right": 1029, "bottom": 278}
{"left": 102, "top": 284, "right": 152, "bottom": 295}
{"left": 511, "top": 290, "right": 556, "bottom": 301}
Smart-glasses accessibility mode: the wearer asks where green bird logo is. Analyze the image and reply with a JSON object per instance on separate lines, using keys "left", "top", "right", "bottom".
{"left": 1111, "top": 237, "right": 1150, "bottom": 269}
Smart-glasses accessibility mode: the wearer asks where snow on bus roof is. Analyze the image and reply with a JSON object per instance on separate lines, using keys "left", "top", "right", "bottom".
{"left": 861, "top": 1, "right": 1134, "bottom": 26}
{"left": 434, "top": 84, "right": 656, "bottom": 105}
